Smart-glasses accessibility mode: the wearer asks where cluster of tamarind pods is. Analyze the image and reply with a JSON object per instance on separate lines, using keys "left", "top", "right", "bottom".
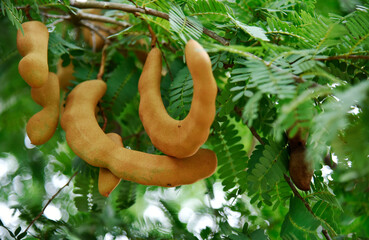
{"left": 17, "top": 21, "right": 218, "bottom": 197}
{"left": 17, "top": 20, "right": 313, "bottom": 196}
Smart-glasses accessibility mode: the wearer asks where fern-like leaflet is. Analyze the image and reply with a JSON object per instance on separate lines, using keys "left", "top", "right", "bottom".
{"left": 72, "top": 157, "right": 105, "bottom": 212}
{"left": 103, "top": 60, "right": 140, "bottom": 116}
{"left": 167, "top": 66, "right": 193, "bottom": 119}
{"left": 210, "top": 117, "right": 248, "bottom": 197}
{"left": 246, "top": 140, "right": 289, "bottom": 207}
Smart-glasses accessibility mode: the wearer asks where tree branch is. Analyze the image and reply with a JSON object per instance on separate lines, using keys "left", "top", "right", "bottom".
{"left": 75, "top": 11, "right": 131, "bottom": 28}
{"left": 69, "top": 0, "right": 230, "bottom": 45}
{"left": 23, "top": 171, "right": 79, "bottom": 234}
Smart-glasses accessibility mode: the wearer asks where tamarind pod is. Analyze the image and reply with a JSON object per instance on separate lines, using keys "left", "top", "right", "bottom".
{"left": 57, "top": 58, "right": 75, "bottom": 91}
{"left": 98, "top": 133, "right": 122, "bottom": 197}
{"left": 17, "top": 21, "right": 49, "bottom": 88}
{"left": 288, "top": 129, "right": 313, "bottom": 191}
{"left": 82, "top": 27, "right": 107, "bottom": 51}
{"left": 289, "top": 146, "right": 313, "bottom": 191}
{"left": 26, "top": 72, "right": 60, "bottom": 145}
{"left": 61, "top": 80, "right": 217, "bottom": 187}
{"left": 138, "top": 39, "right": 217, "bottom": 158}
{"left": 81, "top": 10, "right": 107, "bottom": 51}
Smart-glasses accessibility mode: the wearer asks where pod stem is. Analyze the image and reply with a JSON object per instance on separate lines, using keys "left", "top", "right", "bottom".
{"left": 147, "top": 23, "right": 157, "bottom": 48}
{"left": 97, "top": 43, "right": 108, "bottom": 80}
{"left": 99, "top": 102, "right": 108, "bottom": 132}
{"left": 133, "top": 12, "right": 157, "bottom": 48}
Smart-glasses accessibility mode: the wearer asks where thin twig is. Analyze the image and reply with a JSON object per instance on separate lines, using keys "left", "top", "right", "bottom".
{"left": 315, "top": 55, "right": 369, "bottom": 61}
{"left": 322, "top": 229, "right": 333, "bottom": 240}
{"left": 40, "top": 12, "right": 71, "bottom": 19}
{"left": 69, "top": 0, "right": 230, "bottom": 45}
{"left": 234, "top": 106, "right": 265, "bottom": 145}
{"left": 283, "top": 174, "right": 332, "bottom": 240}
{"left": 283, "top": 174, "right": 313, "bottom": 212}
{"left": 133, "top": 12, "right": 157, "bottom": 48}
{"left": 249, "top": 127, "right": 265, "bottom": 145}
{"left": 23, "top": 171, "right": 79, "bottom": 234}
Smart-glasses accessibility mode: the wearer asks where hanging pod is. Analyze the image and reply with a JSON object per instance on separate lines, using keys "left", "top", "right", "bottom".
{"left": 17, "top": 21, "right": 49, "bottom": 88}
{"left": 61, "top": 80, "right": 217, "bottom": 188}
{"left": 138, "top": 40, "right": 217, "bottom": 158}
{"left": 26, "top": 72, "right": 60, "bottom": 145}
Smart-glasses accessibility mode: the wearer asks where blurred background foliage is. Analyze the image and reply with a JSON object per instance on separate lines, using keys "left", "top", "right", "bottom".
{"left": 1, "top": 0, "right": 369, "bottom": 239}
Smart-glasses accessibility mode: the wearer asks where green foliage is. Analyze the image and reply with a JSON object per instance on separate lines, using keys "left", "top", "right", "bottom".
{"left": 246, "top": 140, "right": 290, "bottom": 208}
{"left": 0, "top": 0, "right": 23, "bottom": 32}
{"left": 280, "top": 196, "right": 321, "bottom": 240}
{"left": 167, "top": 66, "right": 194, "bottom": 119}
{"left": 188, "top": 0, "right": 235, "bottom": 21}
{"left": 169, "top": 4, "right": 203, "bottom": 42}
{"left": 116, "top": 180, "right": 137, "bottom": 210}
{"left": 73, "top": 158, "right": 106, "bottom": 212}
{"left": 210, "top": 117, "right": 248, "bottom": 197}
{"left": 103, "top": 58, "right": 140, "bottom": 116}
{"left": 1, "top": 0, "right": 369, "bottom": 239}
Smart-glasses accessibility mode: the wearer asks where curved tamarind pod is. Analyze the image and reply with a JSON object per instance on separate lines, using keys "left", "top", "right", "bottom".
{"left": 26, "top": 72, "right": 60, "bottom": 145}
{"left": 98, "top": 133, "right": 122, "bottom": 197}
{"left": 288, "top": 129, "right": 313, "bottom": 191}
{"left": 57, "top": 58, "right": 75, "bottom": 91}
{"left": 138, "top": 40, "right": 217, "bottom": 158}
{"left": 17, "top": 21, "right": 49, "bottom": 88}
{"left": 61, "top": 80, "right": 217, "bottom": 187}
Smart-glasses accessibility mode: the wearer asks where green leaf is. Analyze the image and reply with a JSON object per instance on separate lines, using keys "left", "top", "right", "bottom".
{"left": 103, "top": 59, "right": 140, "bottom": 115}
{"left": 116, "top": 180, "right": 137, "bottom": 210}
{"left": 280, "top": 196, "right": 321, "bottom": 240}
{"left": 228, "top": 14, "right": 269, "bottom": 41}
{"left": 169, "top": 4, "right": 203, "bottom": 42}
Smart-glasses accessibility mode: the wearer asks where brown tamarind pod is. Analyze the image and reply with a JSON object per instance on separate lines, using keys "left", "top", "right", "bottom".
{"left": 17, "top": 21, "right": 49, "bottom": 88}
{"left": 98, "top": 133, "right": 122, "bottom": 197}
{"left": 288, "top": 129, "right": 313, "bottom": 191}
{"left": 26, "top": 72, "right": 60, "bottom": 145}
{"left": 138, "top": 39, "right": 217, "bottom": 158}
{"left": 61, "top": 80, "right": 217, "bottom": 187}
{"left": 57, "top": 58, "right": 75, "bottom": 91}
{"left": 82, "top": 27, "right": 107, "bottom": 51}
{"left": 81, "top": 10, "right": 108, "bottom": 51}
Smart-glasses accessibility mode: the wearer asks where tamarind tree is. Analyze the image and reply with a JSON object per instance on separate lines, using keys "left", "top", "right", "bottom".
{"left": 1, "top": 0, "right": 369, "bottom": 239}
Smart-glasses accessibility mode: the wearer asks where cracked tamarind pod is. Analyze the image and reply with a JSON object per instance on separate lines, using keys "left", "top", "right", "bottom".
{"left": 138, "top": 39, "right": 217, "bottom": 158}
{"left": 288, "top": 128, "right": 313, "bottom": 191}
{"left": 61, "top": 80, "right": 217, "bottom": 187}
{"left": 17, "top": 21, "right": 49, "bottom": 88}
{"left": 26, "top": 72, "right": 60, "bottom": 145}
{"left": 98, "top": 133, "right": 122, "bottom": 197}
